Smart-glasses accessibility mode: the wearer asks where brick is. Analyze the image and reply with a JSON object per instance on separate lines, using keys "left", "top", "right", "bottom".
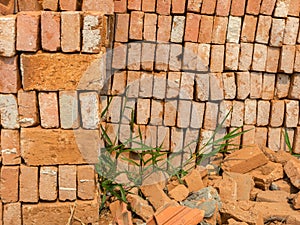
{"left": 0, "top": 56, "right": 20, "bottom": 94}
{"left": 275, "top": 73, "right": 290, "bottom": 98}
{"left": 59, "top": 165, "right": 76, "bottom": 201}
{"left": 267, "top": 127, "right": 281, "bottom": 151}
{"left": 42, "top": 0, "right": 58, "bottom": 10}
{"left": 283, "top": 17, "right": 299, "bottom": 45}
{"left": 262, "top": 73, "right": 276, "bottom": 100}
{"left": 260, "top": 0, "right": 276, "bottom": 15}
{"left": 18, "top": 0, "right": 42, "bottom": 11}
{"left": 184, "top": 13, "right": 200, "bottom": 42}
{"left": 289, "top": 74, "right": 300, "bottom": 99}
{"left": 197, "top": 44, "right": 210, "bottom": 71}
{"left": 179, "top": 72, "right": 194, "bottom": 100}
{"left": 257, "top": 190, "right": 289, "bottom": 202}
{"left": 38, "top": 92, "right": 59, "bottom": 129}
{"left": 210, "top": 72, "right": 224, "bottom": 100}
{"left": 1, "top": 166, "right": 19, "bottom": 203}
{"left": 293, "top": 193, "right": 300, "bottom": 209}
{"left": 0, "top": 94, "right": 19, "bottom": 129}
{"left": 19, "top": 165, "right": 38, "bottom": 203}
{"left": 212, "top": 16, "right": 228, "bottom": 44}
{"left": 210, "top": 45, "right": 224, "bottom": 72}
{"left": 279, "top": 45, "right": 295, "bottom": 74}
{"left": 0, "top": 0, "right": 14, "bottom": 15}
{"left": 82, "top": 0, "right": 113, "bottom": 14}
{"left": 142, "top": 0, "right": 155, "bottom": 11}
{"left": 150, "top": 100, "right": 164, "bottom": 125}
{"left": 171, "top": 16, "right": 185, "bottom": 43}
{"left": 136, "top": 98, "right": 150, "bottom": 124}
{"left": 139, "top": 72, "right": 153, "bottom": 97}
{"left": 255, "top": 15, "right": 272, "bottom": 44}
{"left": 77, "top": 165, "right": 95, "bottom": 200}
{"left": 170, "top": 127, "right": 184, "bottom": 167}
{"left": 243, "top": 126, "right": 256, "bottom": 146}
{"left": 195, "top": 73, "right": 209, "bottom": 101}
{"left": 141, "top": 42, "right": 155, "bottom": 71}
{"left": 22, "top": 199, "right": 99, "bottom": 224}
{"left": 177, "top": 100, "right": 191, "bottom": 128}
{"left": 203, "top": 102, "right": 218, "bottom": 130}
{"left": 183, "top": 169, "right": 205, "bottom": 192}
{"left": 294, "top": 45, "right": 300, "bottom": 72}
{"left": 201, "top": 0, "right": 216, "bottom": 14}
{"left": 59, "top": 91, "right": 79, "bottom": 129}
{"left": 111, "top": 71, "right": 126, "bottom": 95}
{"left": 293, "top": 128, "right": 300, "bottom": 154}
{"left": 157, "top": 15, "right": 171, "bottom": 42}
{"left": 198, "top": 15, "right": 213, "bottom": 43}
{"left": 167, "top": 72, "right": 180, "bottom": 98}
{"left": 223, "top": 72, "right": 236, "bottom": 99}
{"left": 112, "top": 42, "right": 127, "bottom": 70}
{"left": 187, "top": 0, "right": 202, "bottom": 12}
{"left": 21, "top": 128, "right": 100, "bottom": 165}
{"left": 227, "top": 16, "right": 242, "bottom": 43}
{"left": 285, "top": 100, "right": 299, "bottom": 127}
{"left": 284, "top": 159, "right": 300, "bottom": 188}
{"left": 274, "top": 0, "right": 290, "bottom": 17}
{"left": 252, "top": 43, "right": 267, "bottom": 72}
{"left": 129, "top": 11, "right": 144, "bottom": 40}
{"left": 41, "top": 11, "right": 60, "bottom": 52}
{"left": 246, "top": 0, "right": 262, "bottom": 15}
{"left": 127, "top": 194, "right": 154, "bottom": 221}
{"left": 190, "top": 102, "right": 205, "bottom": 129}
{"left": 231, "top": 0, "right": 246, "bottom": 16}
{"left": 216, "top": 0, "right": 231, "bottom": 16}
{"left": 59, "top": 0, "right": 78, "bottom": 10}
{"left": 106, "top": 96, "right": 122, "bottom": 123}
{"left": 164, "top": 100, "right": 177, "bottom": 126}
{"left": 239, "top": 43, "right": 253, "bottom": 71}
{"left": 110, "top": 200, "right": 133, "bottom": 225}
{"left": 225, "top": 43, "right": 240, "bottom": 70}
{"left": 218, "top": 100, "right": 232, "bottom": 127}
{"left": 270, "top": 100, "right": 284, "bottom": 127}
{"left": 288, "top": 0, "right": 300, "bottom": 16}
{"left": 257, "top": 100, "right": 270, "bottom": 126}
{"left": 255, "top": 127, "right": 268, "bottom": 147}
{"left": 266, "top": 46, "right": 280, "bottom": 73}
{"left": 168, "top": 184, "right": 189, "bottom": 201}
{"left": 143, "top": 13, "right": 157, "bottom": 41}
{"left": 128, "top": 0, "right": 141, "bottom": 10}
{"left": 18, "top": 90, "right": 39, "bottom": 127}
{"left": 249, "top": 72, "right": 262, "bottom": 99}
{"left": 222, "top": 146, "right": 268, "bottom": 173}
{"left": 1, "top": 130, "right": 20, "bottom": 165}
{"left": 244, "top": 99, "right": 257, "bottom": 125}
{"left": 169, "top": 44, "right": 182, "bottom": 71}
{"left": 126, "top": 71, "right": 140, "bottom": 98}
{"left": 157, "top": 126, "right": 170, "bottom": 150}
{"left": 280, "top": 127, "right": 294, "bottom": 152}
{"left": 241, "top": 15, "right": 257, "bottom": 42}
{"left": 61, "top": 12, "right": 81, "bottom": 52}
{"left": 183, "top": 42, "right": 198, "bottom": 71}
{"left": 3, "top": 203, "right": 21, "bottom": 225}
{"left": 39, "top": 166, "right": 57, "bottom": 201}
{"left": 236, "top": 71, "right": 250, "bottom": 100}
{"left": 114, "top": 0, "right": 127, "bottom": 12}
{"left": 0, "top": 15, "right": 16, "bottom": 57}
{"left": 120, "top": 98, "right": 136, "bottom": 124}
{"left": 156, "top": 0, "right": 171, "bottom": 15}
{"left": 231, "top": 101, "right": 244, "bottom": 127}
{"left": 127, "top": 42, "right": 141, "bottom": 70}
{"left": 172, "top": 0, "right": 186, "bottom": 13}
{"left": 270, "top": 18, "right": 285, "bottom": 47}
{"left": 16, "top": 12, "right": 40, "bottom": 52}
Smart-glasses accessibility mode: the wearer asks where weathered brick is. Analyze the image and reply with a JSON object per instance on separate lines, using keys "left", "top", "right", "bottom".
{"left": 18, "top": 90, "right": 39, "bottom": 127}
{"left": 139, "top": 72, "right": 153, "bottom": 97}
{"left": 169, "top": 44, "right": 182, "bottom": 71}
{"left": 0, "top": 15, "right": 16, "bottom": 57}
{"left": 243, "top": 125, "right": 255, "bottom": 146}
{"left": 203, "top": 102, "right": 218, "bottom": 130}
{"left": 20, "top": 165, "right": 38, "bottom": 203}
{"left": 59, "top": 91, "right": 79, "bottom": 129}
{"left": 170, "top": 127, "right": 184, "bottom": 167}
{"left": 171, "top": 16, "right": 185, "bottom": 43}
{"left": 18, "top": 0, "right": 42, "bottom": 11}
{"left": 0, "top": 0, "right": 15, "bottom": 15}
{"left": 212, "top": 16, "right": 228, "bottom": 44}
{"left": 114, "top": 0, "right": 127, "bottom": 12}
{"left": 41, "top": 11, "right": 60, "bottom": 52}
{"left": 210, "top": 72, "right": 224, "bottom": 100}
{"left": 231, "top": 101, "right": 244, "bottom": 127}
{"left": 227, "top": 16, "right": 242, "bottom": 43}
{"left": 128, "top": 0, "right": 141, "bottom": 10}
{"left": 275, "top": 74, "right": 290, "bottom": 98}
{"left": 183, "top": 42, "right": 198, "bottom": 71}
{"left": 256, "top": 15, "right": 272, "bottom": 44}
{"left": 1, "top": 166, "right": 19, "bottom": 203}
{"left": 129, "top": 11, "right": 144, "bottom": 40}
{"left": 120, "top": 98, "right": 136, "bottom": 124}
{"left": 244, "top": 99, "right": 257, "bottom": 125}
{"left": 252, "top": 43, "right": 267, "bottom": 72}
{"left": 246, "top": 0, "right": 262, "bottom": 15}
{"left": 167, "top": 72, "right": 180, "bottom": 98}
{"left": 127, "top": 42, "right": 141, "bottom": 70}
{"left": 16, "top": 12, "right": 40, "bottom": 52}
{"left": 260, "top": 0, "right": 276, "bottom": 15}
{"left": 218, "top": 100, "right": 232, "bottom": 127}
{"left": 257, "top": 100, "right": 270, "bottom": 126}
{"left": 201, "top": 0, "right": 216, "bottom": 14}
{"left": 216, "top": 0, "right": 231, "bottom": 16}
{"left": 239, "top": 43, "right": 253, "bottom": 71}
{"left": 111, "top": 71, "right": 126, "bottom": 95}
{"left": 42, "top": 0, "right": 58, "bottom": 10}
{"left": 126, "top": 71, "right": 140, "bottom": 98}
{"left": 157, "top": 15, "right": 171, "bottom": 42}
{"left": 274, "top": 0, "right": 290, "bottom": 17}
{"left": 164, "top": 100, "right": 177, "bottom": 126}
{"left": 289, "top": 73, "right": 300, "bottom": 100}
{"left": 141, "top": 42, "right": 155, "bottom": 71}
{"left": 127, "top": 194, "right": 154, "bottom": 221}
{"left": 150, "top": 100, "right": 164, "bottom": 125}
{"left": 190, "top": 102, "right": 205, "bottom": 129}
{"left": 198, "top": 15, "right": 213, "bottom": 43}
{"left": 285, "top": 100, "right": 299, "bottom": 127}
{"left": 4, "top": 203, "right": 21, "bottom": 225}
{"left": 270, "top": 18, "right": 285, "bottom": 47}
{"left": 142, "top": 0, "right": 155, "bottom": 11}
{"left": 283, "top": 17, "right": 299, "bottom": 45}
{"left": 249, "top": 72, "right": 262, "bottom": 99}
{"left": 210, "top": 45, "right": 224, "bottom": 72}
{"left": 0, "top": 56, "right": 20, "bottom": 94}
{"left": 177, "top": 100, "right": 192, "bottom": 128}
{"left": 143, "top": 13, "right": 157, "bottom": 41}
{"left": 268, "top": 127, "right": 281, "bottom": 151}
{"left": 255, "top": 127, "right": 268, "bottom": 147}
{"left": 59, "top": 0, "right": 78, "bottom": 10}
{"left": 1, "top": 130, "right": 20, "bottom": 165}
{"left": 222, "top": 72, "right": 236, "bottom": 99}
{"left": 136, "top": 98, "right": 150, "bottom": 124}
{"left": 156, "top": 43, "right": 170, "bottom": 71}
{"left": 266, "top": 46, "right": 280, "bottom": 73}
{"left": 197, "top": 44, "right": 210, "bottom": 71}
{"left": 262, "top": 73, "right": 276, "bottom": 100}
{"left": 225, "top": 43, "right": 240, "bottom": 70}
{"left": 294, "top": 45, "right": 300, "bottom": 72}
{"left": 38, "top": 92, "right": 59, "bottom": 129}
{"left": 0, "top": 94, "right": 19, "bottom": 129}
{"left": 241, "top": 15, "right": 257, "bottom": 42}
{"left": 279, "top": 45, "right": 295, "bottom": 74}
{"left": 195, "top": 73, "right": 209, "bottom": 101}
{"left": 179, "top": 72, "right": 194, "bottom": 100}
{"left": 39, "top": 166, "right": 57, "bottom": 201}
{"left": 231, "top": 0, "right": 246, "bottom": 16}
{"left": 82, "top": 0, "right": 113, "bottom": 14}
{"left": 106, "top": 96, "right": 122, "bottom": 123}
{"left": 187, "top": 0, "right": 202, "bottom": 12}
{"left": 236, "top": 71, "right": 250, "bottom": 100}
{"left": 270, "top": 100, "right": 285, "bottom": 127}
{"left": 61, "top": 12, "right": 80, "bottom": 52}
{"left": 156, "top": 0, "right": 171, "bottom": 15}
{"left": 59, "top": 165, "right": 76, "bottom": 201}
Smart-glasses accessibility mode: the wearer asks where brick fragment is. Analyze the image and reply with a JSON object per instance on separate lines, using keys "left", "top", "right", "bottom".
{"left": 157, "top": 15, "right": 172, "bottom": 42}
{"left": 252, "top": 43, "right": 267, "bottom": 72}
{"left": 289, "top": 74, "right": 300, "bottom": 100}
{"left": 260, "top": 0, "right": 276, "bottom": 15}
{"left": 283, "top": 17, "right": 299, "bottom": 45}
{"left": 246, "top": 0, "right": 262, "bottom": 15}
{"left": 222, "top": 72, "right": 236, "bottom": 99}
{"left": 285, "top": 100, "right": 299, "bottom": 127}
{"left": 82, "top": 0, "right": 114, "bottom": 14}
{"left": 77, "top": 165, "right": 95, "bottom": 200}
{"left": 231, "top": 101, "right": 244, "bottom": 127}
{"left": 216, "top": 0, "right": 231, "bottom": 16}
{"left": 201, "top": 0, "right": 216, "bottom": 14}
{"left": 279, "top": 45, "right": 295, "bottom": 74}
{"left": 270, "top": 100, "right": 284, "bottom": 127}
{"left": 212, "top": 16, "right": 228, "bottom": 44}
{"left": 3, "top": 203, "right": 21, "bottom": 225}
{"left": 16, "top": 12, "right": 40, "bottom": 52}
{"left": 210, "top": 45, "right": 224, "bottom": 72}
{"left": 270, "top": 18, "right": 285, "bottom": 47}
{"left": 239, "top": 43, "right": 253, "bottom": 71}
{"left": 59, "top": 0, "right": 78, "bottom": 10}
{"left": 0, "top": 94, "right": 19, "bottom": 129}
{"left": 168, "top": 184, "right": 189, "bottom": 201}
{"left": 156, "top": 0, "right": 171, "bottom": 15}
{"left": 114, "top": 0, "right": 127, "bottom": 12}
{"left": 274, "top": 0, "right": 290, "bottom": 17}
{"left": 1, "top": 166, "right": 19, "bottom": 203}
{"left": 20, "top": 165, "right": 38, "bottom": 203}
{"left": 127, "top": 194, "right": 154, "bottom": 221}
{"left": 266, "top": 47, "right": 280, "bottom": 73}
{"left": 1, "top": 130, "right": 20, "bottom": 165}
{"left": 42, "top": 0, "right": 58, "bottom": 10}
{"left": 61, "top": 12, "right": 81, "bottom": 52}
{"left": 41, "top": 11, "right": 60, "bottom": 52}
{"left": 257, "top": 100, "right": 270, "bottom": 126}
{"left": 256, "top": 15, "right": 271, "bottom": 44}
{"left": 236, "top": 72, "right": 250, "bottom": 100}
{"left": 225, "top": 43, "right": 240, "bottom": 70}
{"left": 262, "top": 73, "right": 276, "bottom": 100}
{"left": 0, "top": 56, "right": 20, "bottom": 94}
{"left": 231, "top": 0, "right": 246, "bottom": 16}
{"left": 0, "top": 15, "right": 16, "bottom": 57}
{"left": 171, "top": 16, "right": 185, "bottom": 43}
{"left": 241, "top": 15, "right": 257, "bottom": 43}
{"left": 284, "top": 159, "right": 300, "bottom": 188}
{"left": 129, "top": 11, "right": 144, "bottom": 40}
{"left": 39, "top": 166, "right": 57, "bottom": 201}
{"left": 227, "top": 16, "right": 242, "bottom": 43}
{"left": 39, "top": 92, "right": 59, "bottom": 129}
{"left": 144, "top": 13, "right": 157, "bottom": 41}
{"left": 275, "top": 74, "right": 290, "bottom": 98}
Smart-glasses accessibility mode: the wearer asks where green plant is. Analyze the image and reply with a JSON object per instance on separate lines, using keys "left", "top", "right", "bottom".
{"left": 283, "top": 128, "right": 300, "bottom": 157}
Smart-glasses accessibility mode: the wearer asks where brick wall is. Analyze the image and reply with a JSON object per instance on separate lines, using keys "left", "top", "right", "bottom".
{"left": 0, "top": 0, "right": 300, "bottom": 223}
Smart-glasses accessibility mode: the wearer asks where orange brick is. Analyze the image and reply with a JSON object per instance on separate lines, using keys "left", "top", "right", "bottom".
{"left": 250, "top": 72, "right": 262, "bottom": 99}
{"left": 184, "top": 13, "right": 200, "bottom": 42}
{"left": 252, "top": 43, "right": 267, "bottom": 72}
{"left": 172, "top": 0, "right": 186, "bottom": 13}
{"left": 241, "top": 15, "right": 257, "bottom": 42}
{"left": 177, "top": 100, "right": 191, "bottom": 128}
{"left": 59, "top": 0, "right": 79, "bottom": 10}
{"left": 61, "top": 12, "right": 81, "bottom": 52}
{"left": 144, "top": 13, "right": 157, "bottom": 41}
{"left": 239, "top": 43, "right": 253, "bottom": 71}
{"left": 127, "top": 42, "right": 141, "bottom": 70}
{"left": 285, "top": 100, "right": 299, "bottom": 128}
{"left": 266, "top": 47, "right": 280, "bottom": 73}
{"left": 137, "top": 98, "right": 151, "bottom": 124}
{"left": 197, "top": 44, "right": 210, "bottom": 72}
{"left": 141, "top": 43, "right": 155, "bottom": 70}
{"left": 294, "top": 45, "right": 300, "bottom": 72}
{"left": 198, "top": 15, "right": 213, "bottom": 43}
{"left": 289, "top": 74, "right": 300, "bottom": 99}
{"left": 216, "top": 0, "right": 231, "bottom": 16}
{"left": 279, "top": 45, "right": 296, "bottom": 74}
{"left": 260, "top": 0, "right": 276, "bottom": 15}
{"left": 79, "top": 92, "right": 100, "bottom": 129}
{"left": 275, "top": 74, "right": 290, "bottom": 99}
{"left": 183, "top": 42, "right": 198, "bottom": 71}
{"left": 169, "top": 44, "right": 182, "bottom": 71}
{"left": 16, "top": 12, "right": 40, "bottom": 52}
{"left": 153, "top": 71, "right": 167, "bottom": 99}
{"left": 270, "top": 18, "right": 285, "bottom": 47}
{"left": 82, "top": 0, "right": 114, "bottom": 14}
{"left": 39, "top": 166, "right": 57, "bottom": 201}
{"left": 38, "top": 92, "right": 59, "bottom": 129}
{"left": 164, "top": 100, "right": 177, "bottom": 126}
{"left": 128, "top": 0, "right": 141, "bottom": 10}
{"left": 3, "top": 203, "right": 21, "bottom": 225}
{"left": 0, "top": 0, "right": 16, "bottom": 15}
{"left": 190, "top": 101, "right": 205, "bottom": 128}
{"left": 42, "top": 0, "right": 58, "bottom": 10}
{"left": 167, "top": 72, "right": 181, "bottom": 98}
{"left": 274, "top": 0, "right": 289, "bottom": 17}
{"left": 212, "top": 16, "right": 228, "bottom": 44}
{"left": 157, "top": 15, "right": 172, "bottom": 42}
{"left": 262, "top": 73, "right": 275, "bottom": 100}
{"left": 20, "top": 165, "right": 38, "bottom": 203}
{"left": 59, "top": 165, "right": 76, "bottom": 201}
{"left": 129, "top": 11, "right": 144, "bottom": 40}
{"left": 195, "top": 73, "right": 209, "bottom": 101}
{"left": 187, "top": 0, "right": 202, "bottom": 12}
{"left": 203, "top": 102, "right": 219, "bottom": 130}
{"left": 150, "top": 100, "right": 164, "bottom": 125}
{"left": 156, "top": 43, "right": 170, "bottom": 71}
{"left": 210, "top": 45, "right": 224, "bottom": 72}
{"left": 112, "top": 42, "right": 127, "bottom": 69}
{"left": 201, "top": 0, "right": 216, "bottom": 14}
{"left": 246, "top": 0, "right": 262, "bottom": 15}
{"left": 156, "top": 0, "right": 171, "bottom": 15}
{"left": 210, "top": 72, "right": 224, "bottom": 100}
{"left": 142, "top": 0, "right": 155, "bottom": 11}
{"left": 225, "top": 43, "right": 240, "bottom": 71}
{"left": 114, "top": 0, "right": 127, "bottom": 12}
{"left": 0, "top": 166, "right": 19, "bottom": 203}
{"left": 257, "top": 100, "right": 270, "bottom": 126}
{"left": 222, "top": 72, "right": 236, "bottom": 99}
{"left": 18, "top": 90, "right": 38, "bottom": 127}
{"left": 1, "top": 130, "right": 20, "bottom": 165}
{"left": 18, "top": 0, "right": 42, "bottom": 11}
{"left": 41, "top": 11, "right": 60, "bottom": 52}
{"left": 268, "top": 127, "right": 281, "bottom": 151}
{"left": 244, "top": 99, "right": 257, "bottom": 125}
{"left": 270, "top": 100, "right": 284, "bottom": 127}
{"left": 256, "top": 15, "right": 272, "bottom": 44}
{"left": 115, "top": 14, "right": 129, "bottom": 42}
{"left": 236, "top": 71, "right": 250, "bottom": 99}
{"left": 77, "top": 165, "right": 96, "bottom": 200}
{"left": 0, "top": 15, "right": 16, "bottom": 57}
{"left": 0, "top": 56, "right": 20, "bottom": 94}
{"left": 283, "top": 17, "right": 299, "bottom": 45}
{"left": 231, "top": 0, "right": 246, "bottom": 16}
{"left": 255, "top": 127, "right": 268, "bottom": 147}
{"left": 288, "top": 0, "right": 300, "bottom": 16}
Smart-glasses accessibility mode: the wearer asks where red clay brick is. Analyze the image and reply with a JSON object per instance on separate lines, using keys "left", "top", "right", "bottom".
{"left": 231, "top": 0, "right": 246, "bottom": 16}
{"left": 183, "top": 42, "right": 198, "bottom": 71}
{"left": 294, "top": 45, "right": 300, "bottom": 72}
{"left": 270, "top": 100, "right": 284, "bottom": 127}
{"left": 177, "top": 100, "right": 191, "bottom": 128}
{"left": 153, "top": 72, "right": 167, "bottom": 99}
{"left": 0, "top": 56, "right": 20, "bottom": 94}
{"left": 142, "top": 0, "right": 155, "bottom": 11}
{"left": 144, "top": 13, "right": 157, "bottom": 41}
{"left": 16, "top": 12, "right": 40, "bottom": 52}
{"left": 197, "top": 43, "right": 210, "bottom": 71}
{"left": 187, "top": 0, "right": 202, "bottom": 12}
{"left": 156, "top": 43, "right": 170, "bottom": 71}
{"left": 112, "top": 42, "right": 127, "bottom": 69}
{"left": 275, "top": 74, "right": 290, "bottom": 99}
{"left": 252, "top": 43, "right": 267, "bottom": 72}
{"left": 42, "top": 0, "right": 58, "bottom": 10}
{"left": 59, "top": 0, "right": 78, "bottom": 10}
{"left": 156, "top": 0, "right": 171, "bottom": 15}
{"left": 129, "top": 11, "right": 144, "bottom": 40}
{"left": 171, "top": 16, "right": 185, "bottom": 43}
{"left": 250, "top": 72, "right": 263, "bottom": 99}
{"left": 239, "top": 43, "right": 253, "bottom": 71}
{"left": 141, "top": 43, "right": 155, "bottom": 71}
{"left": 20, "top": 165, "right": 38, "bottom": 203}
{"left": 283, "top": 17, "right": 299, "bottom": 45}
{"left": 172, "top": 0, "right": 186, "bottom": 13}
{"left": 262, "top": 73, "right": 276, "bottom": 100}
{"left": 212, "top": 16, "right": 228, "bottom": 44}
{"left": 201, "top": 0, "right": 216, "bottom": 14}
{"left": 288, "top": 0, "right": 300, "bottom": 16}
{"left": 279, "top": 45, "right": 296, "bottom": 74}
{"left": 266, "top": 47, "right": 280, "bottom": 73}
{"left": 157, "top": 15, "right": 172, "bottom": 42}
{"left": 0, "top": 15, "right": 16, "bottom": 57}
{"left": 255, "top": 15, "right": 272, "bottom": 44}
{"left": 195, "top": 73, "right": 209, "bottom": 101}
{"left": 3, "top": 203, "right": 21, "bottom": 225}
{"left": 82, "top": 0, "right": 114, "bottom": 14}
{"left": 39, "top": 166, "right": 58, "bottom": 201}
{"left": 257, "top": 100, "right": 270, "bottom": 126}
{"left": 128, "top": 0, "right": 141, "bottom": 10}
{"left": 164, "top": 100, "right": 177, "bottom": 126}
{"left": 61, "top": 12, "right": 81, "bottom": 52}
{"left": 169, "top": 44, "right": 182, "bottom": 71}
{"left": 38, "top": 92, "right": 59, "bottom": 129}
{"left": 18, "top": 0, "right": 42, "bottom": 11}
{"left": 18, "top": 90, "right": 39, "bottom": 127}
{"left": 270, "top": 18, "right": 285, "bottom": 47}
{"left": 198, "top": 15, "right": 213, "bottom": 43}
{"left": 260, "top": 0, "right": 276, "bottom": 15}
{"left": 114, "top": 0, "right": 127, "bottom": 12}
{"left": 285, "top": 100, "right": 299, "bottom": 128}
{"left": 203, "top": 102, "right": 219, "bottom": 130}
{"left": 184, "top": 13, "right": 200, "bottom": 42}
{"left": 1, "top": 130, "right": 20, "bottom": 165}
{"left": 241, "top": 15, "right": 257, "bottom": 43}
{"left": 41, "top": 11, "right": 60, "bottom": 52}
{"left": 77, "top": 165, "right": 96, "bottom": 200}
{"left": 246, "top": 0, "right": 262, "bottom": 15}
{"left": 115, "top": 14, "right": 129, "bottom": 42}
{"left": 59, "top": 165, "right": 76, "bottom": 201}
{"left": 0, "top": 166, "right": 19, "bottom": 203}
{"left": 127, "top": 42, "right": 141, "bottom": 70}
{"left": 223, "top": 72, "right": 236, "bottom": 99}
{"left": 225, "top": 43, "right": 240, "bottom": 70}
{"left": 216, "top": 0, "right": 231, "bottom": 16}
{"left": 236, "top": 71, "right": 250, "bottom": 100}
{"left": 79, "top": 92, "right": 100, "bottom": 129}
{"left": 210, "top": 45, "right": 224, "bottom": 72}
